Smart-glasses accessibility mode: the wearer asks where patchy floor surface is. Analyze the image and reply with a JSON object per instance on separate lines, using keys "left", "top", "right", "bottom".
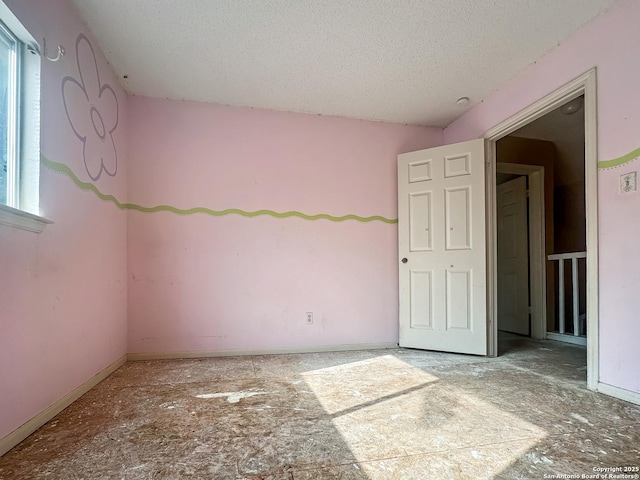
{"left": 1, "top": 334, "right": 639, "bottom": 479}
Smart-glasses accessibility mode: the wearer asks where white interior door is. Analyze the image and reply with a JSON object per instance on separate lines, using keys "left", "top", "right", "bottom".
{"left": 497, "top": 176, "right": 530, "bottom": 336}
{"left": 398, "top": 139, "right": 487, "bottom": 355}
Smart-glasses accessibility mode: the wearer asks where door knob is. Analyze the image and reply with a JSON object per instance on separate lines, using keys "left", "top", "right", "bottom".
{"left": 402, "top": 258, "right": 408, "bottom": 263}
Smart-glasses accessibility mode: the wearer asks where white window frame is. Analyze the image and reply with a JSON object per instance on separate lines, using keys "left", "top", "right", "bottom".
{"left": 0, "top": 19, "right": 19, "bottom": 207}
{"left": 0, "top": 1, "right": 51, "bottom": 233}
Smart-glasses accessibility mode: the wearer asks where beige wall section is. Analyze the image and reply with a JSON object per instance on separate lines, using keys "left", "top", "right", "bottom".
{"left": 513, "top": 105, "right": 586, "bottom": 254}
{"left": 496, "top": 136, "right": 556, "bottom": 331}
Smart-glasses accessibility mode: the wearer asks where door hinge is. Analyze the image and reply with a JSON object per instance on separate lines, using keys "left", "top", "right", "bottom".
{"left": 528, "top": 306, "right": 533, "bottom": 314}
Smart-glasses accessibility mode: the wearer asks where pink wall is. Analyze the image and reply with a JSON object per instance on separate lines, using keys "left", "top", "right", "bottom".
{"left": 444, "top": 0, "right": 640, "bottom": 394}
{"left": 0, "top": 0, "right": 128, "bottom": 441}
{"left": 127, "top": 97, "right": 441, "bottom": 354}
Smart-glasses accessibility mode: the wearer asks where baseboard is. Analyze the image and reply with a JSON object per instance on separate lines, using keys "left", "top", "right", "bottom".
{"left": 597, "top": 382, "right": 640, "bottom": 405}
{"left": 128, "top": 342, "right": 398, "bottom": 361}
{"left": 0, "top": 354, "right": 127, "bottom": 458}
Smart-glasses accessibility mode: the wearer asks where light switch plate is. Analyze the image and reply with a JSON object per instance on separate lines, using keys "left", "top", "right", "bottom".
{"left": 620, "top": 171, "right": 637, "bottom": 194}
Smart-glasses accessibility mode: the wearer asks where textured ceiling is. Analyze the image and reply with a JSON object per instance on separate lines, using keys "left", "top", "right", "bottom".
{"left": 71, "top": 0, "right": 616, "bottom": 127}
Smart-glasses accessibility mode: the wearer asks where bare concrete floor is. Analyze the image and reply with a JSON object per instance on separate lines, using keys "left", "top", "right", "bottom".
{"left": 1, "top": 335, "right": 639, "bottom": 479}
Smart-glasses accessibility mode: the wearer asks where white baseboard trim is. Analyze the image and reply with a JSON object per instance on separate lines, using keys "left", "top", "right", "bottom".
{"left": 597, "top": 382, "right": 640, "bottom": 405}
{"left": 546, "top": 332, "right": 587, "bottom": 347}
{"left": 128, "top": 342, "right": 399, "bottom": 361}
{"left": 0, "top": 354, "right": 127, "bottom": 458}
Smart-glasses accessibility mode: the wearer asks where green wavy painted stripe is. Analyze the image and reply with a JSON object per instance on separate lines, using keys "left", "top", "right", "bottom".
{"left": 40, "top": 155, "right": 398, "bottom": 224}
{"left": 598, "top": 146, "right": 640, "bottom": 170}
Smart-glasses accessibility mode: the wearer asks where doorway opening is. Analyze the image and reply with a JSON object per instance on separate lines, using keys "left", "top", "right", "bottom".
{"left": 497, "top": 97, "right": 586, "bottom": 347}
{"left": 485, "top": 69, "right": 598, "bottom": 390}
{"left": 496, "top": 163, "right": 546, "bottom": 340}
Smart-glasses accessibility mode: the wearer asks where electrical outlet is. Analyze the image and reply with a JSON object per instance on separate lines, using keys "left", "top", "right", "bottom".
{"left": 620, "top": 171, "right": 637, "bottom": 194}
{"left": 305, "top": 312, "right": 313, "bottom": 324}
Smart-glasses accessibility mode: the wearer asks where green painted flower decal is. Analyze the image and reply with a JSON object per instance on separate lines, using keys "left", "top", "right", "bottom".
{"left": 62, "top": 33, "right": 119, "bottom": 181}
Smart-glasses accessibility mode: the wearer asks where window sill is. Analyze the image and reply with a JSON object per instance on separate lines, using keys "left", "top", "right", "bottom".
{"left": 0, "top": 204, "right": 53, "bottom": 233}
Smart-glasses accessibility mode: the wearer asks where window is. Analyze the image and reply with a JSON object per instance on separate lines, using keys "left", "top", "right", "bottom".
{"left": 0, "top": 18, "right": 18, "bottom": 207}
{"left": 0, "top": 2, "right": 49, "bottom": 233}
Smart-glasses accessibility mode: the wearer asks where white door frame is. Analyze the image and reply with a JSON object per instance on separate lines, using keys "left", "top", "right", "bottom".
{"left": 484, "top": 68, "right": 599, "bottom": 390}
{"left": 496, "top": 163, "right": 546, "bottom": 340}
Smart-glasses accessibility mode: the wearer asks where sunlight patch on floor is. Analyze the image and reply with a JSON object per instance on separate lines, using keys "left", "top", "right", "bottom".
{"left": 302, "top": 354, "right": 547, "bottom": 474}
{"left": 301, "top": 354, "right": 438, "bottom": 415}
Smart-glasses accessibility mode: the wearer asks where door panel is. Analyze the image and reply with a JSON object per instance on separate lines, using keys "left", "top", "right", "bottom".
{"left": 410, "top": 270, "right": 433, "bottom": 329}
{"left": 497, "top": 176, "right": 529, "bottom": 335}
{"left": 446, "top": 269, "right": 472, "bottom": 330}
{"left": 445, "top": 187, "right": 472, "bottom": 250}
{"left": 398, "top": 139, "right": 486, "bottom": 355}
{"left": 409, "top": 192, "right": 433, "bottom": 251}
